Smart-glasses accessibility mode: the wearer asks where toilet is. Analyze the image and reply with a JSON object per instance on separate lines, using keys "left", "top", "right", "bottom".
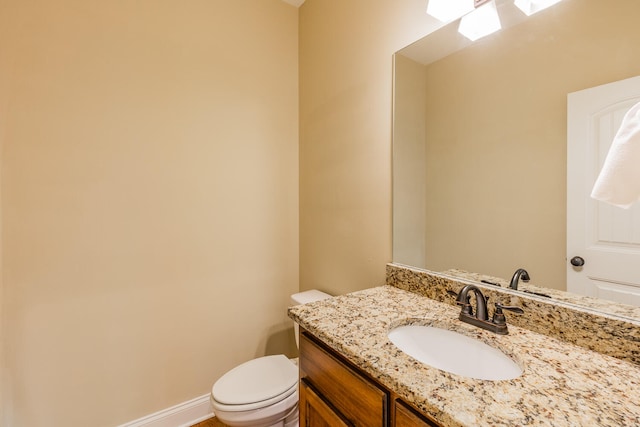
{"left": 210, "top": 290, "right": 332, "bottom": 427}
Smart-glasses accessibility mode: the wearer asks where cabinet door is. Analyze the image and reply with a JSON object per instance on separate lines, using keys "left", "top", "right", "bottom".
{"left": 300, "top": 333, "right": 388, "bottom": 427}
{"left": 300, "top": 379, "right": 351, "bottom": 427}
{"left": 394, "top": 400, "right": 442, "bottom": 427}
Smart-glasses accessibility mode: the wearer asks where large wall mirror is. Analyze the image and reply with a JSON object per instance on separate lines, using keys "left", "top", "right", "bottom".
{"left": 392, "top": 0, "right": 640, "bottom": 316}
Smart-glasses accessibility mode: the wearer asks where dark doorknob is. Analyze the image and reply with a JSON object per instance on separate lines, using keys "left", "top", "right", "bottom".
{"left": 570, "top": 256, "right": 585, "bottom": 267}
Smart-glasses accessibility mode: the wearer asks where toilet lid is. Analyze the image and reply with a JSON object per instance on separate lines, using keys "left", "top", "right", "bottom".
{"left": 212, "top": 355, "right": 298, "bottom": 405}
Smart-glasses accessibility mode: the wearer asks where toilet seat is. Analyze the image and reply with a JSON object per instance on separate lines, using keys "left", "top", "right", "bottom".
{"left": 211, "top": 355, "right": 298, "bottom": 412}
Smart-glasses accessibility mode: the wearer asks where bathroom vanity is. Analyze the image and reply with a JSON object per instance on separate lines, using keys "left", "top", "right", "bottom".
{"left": 289, "top": 266, "right": 640, "bottom": 426}
{"left": 299, "top": 329, "right": 440, "bottom": 426}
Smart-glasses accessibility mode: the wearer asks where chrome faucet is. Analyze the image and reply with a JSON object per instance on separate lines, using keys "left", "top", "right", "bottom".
{"left": 452, "top": 285, "right": 524, "bottom": 335}
{"left": 509, "top": 268, "right": 530, "bottom": 290}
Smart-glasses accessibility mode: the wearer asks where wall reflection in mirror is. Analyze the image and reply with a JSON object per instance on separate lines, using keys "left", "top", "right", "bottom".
{"left": 392, "top": 0, "right": 640, "bottom": 310}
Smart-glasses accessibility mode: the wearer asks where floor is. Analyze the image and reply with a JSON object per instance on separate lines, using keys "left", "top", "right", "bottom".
{"left": 191, "top": 417, "right": 227, "bottom": 427}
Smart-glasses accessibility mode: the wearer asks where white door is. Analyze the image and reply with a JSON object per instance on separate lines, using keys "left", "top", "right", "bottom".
{"left": 567, "top": 76, "right": 640, "bottom": 306}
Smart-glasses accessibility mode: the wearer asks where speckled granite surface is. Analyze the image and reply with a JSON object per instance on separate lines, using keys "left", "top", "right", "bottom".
{"left": 288, "top": 286, "right": 640, "bottom": 427}
{"left": 387, "top": 264, "right": 640, "bottom": 364}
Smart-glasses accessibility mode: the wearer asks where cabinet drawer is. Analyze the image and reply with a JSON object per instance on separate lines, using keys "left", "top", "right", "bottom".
{"left": 299, "top": 332, "right": 387, "bottom": 427}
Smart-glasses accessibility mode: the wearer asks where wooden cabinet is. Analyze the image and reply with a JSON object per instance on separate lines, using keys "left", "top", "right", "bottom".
{"left": 299, "top": 379, "right": 350, "bottom": 427}
{"left": 299, "top": 330, "right": 444, "bottom": 427}
{"left": 299, "top": 331, "right": 387, "bottom": 426}
{"left": 394, "top": 399, "right": 442, "bottom": 427}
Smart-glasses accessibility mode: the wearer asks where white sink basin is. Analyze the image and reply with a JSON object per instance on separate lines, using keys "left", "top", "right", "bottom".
{"left": 388, "top": 325, "right": 522, "bottom": 381}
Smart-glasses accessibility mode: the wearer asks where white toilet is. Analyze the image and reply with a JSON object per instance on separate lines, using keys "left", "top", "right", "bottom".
{"left": 210, "top": 290, "right": 332, "bottom": 427}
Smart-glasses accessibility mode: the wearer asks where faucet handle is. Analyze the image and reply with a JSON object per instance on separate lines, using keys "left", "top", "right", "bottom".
{"left": 495, "top": 303, "right": 524, "bottom": 314}
{"left": 492, "top": 303, "right": 524, "bottom": 326}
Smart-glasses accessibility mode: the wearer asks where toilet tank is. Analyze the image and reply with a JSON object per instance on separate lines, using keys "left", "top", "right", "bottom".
{"left": 290, "top": 290, "right": 332, "bottom": 348}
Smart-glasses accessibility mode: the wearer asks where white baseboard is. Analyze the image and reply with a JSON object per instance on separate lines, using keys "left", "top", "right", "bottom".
{"left": 118, "top": 394, "right": 214, "bottom": 427}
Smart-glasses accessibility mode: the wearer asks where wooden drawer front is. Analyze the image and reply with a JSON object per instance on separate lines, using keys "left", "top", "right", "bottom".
{"left": 300, "top": 378, "right": 351, "bottom": 427}
{"left": 300, "top": 333, "right": 387, "bottom": 427}
{"left": 394, "top": 400, "right": 442, "bottom": 427}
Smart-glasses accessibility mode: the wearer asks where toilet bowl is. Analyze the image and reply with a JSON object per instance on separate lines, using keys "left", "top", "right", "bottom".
{"left": 210, "top": 290, "right": 332, "bottom": 427}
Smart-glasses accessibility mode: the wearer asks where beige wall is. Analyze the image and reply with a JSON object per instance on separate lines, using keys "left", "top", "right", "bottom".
{"left": 393, "top": 54, "right": 428, "bottom": 268}
{"left": 299, "top": 0, "right": 438, "bottom": 295}
{"left": 0, "top": 1, "right": 299, "bottom": 426}
{"left": 0, "top": 1, "right": 8, "bottom": 421}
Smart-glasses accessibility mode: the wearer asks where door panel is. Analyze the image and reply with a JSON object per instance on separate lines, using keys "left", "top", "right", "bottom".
{"left": 567, "top": 76, "right": 640, "bottom": 306}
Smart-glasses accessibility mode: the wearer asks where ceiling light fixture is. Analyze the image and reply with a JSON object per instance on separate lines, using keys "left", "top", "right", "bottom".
{"left": 458, "top": 0, "right": 502, "bottom": 41}
{"left": 426, "top": 0, "right": 564, "bottom": 43}
{"left": 514, "top": 0, "right": 564, "bottom": 16}
{"left": 426, "top": 0, "right": 475, "bottom": 23}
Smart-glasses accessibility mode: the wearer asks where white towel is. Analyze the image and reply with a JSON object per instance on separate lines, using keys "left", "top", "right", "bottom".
{"left": 591, "top": 101, "right": 640, "bottom": 208}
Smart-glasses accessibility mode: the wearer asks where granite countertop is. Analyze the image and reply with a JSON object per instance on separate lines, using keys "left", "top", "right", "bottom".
{"left": 288, "top": 285, "right": 640, "bottom": 427}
